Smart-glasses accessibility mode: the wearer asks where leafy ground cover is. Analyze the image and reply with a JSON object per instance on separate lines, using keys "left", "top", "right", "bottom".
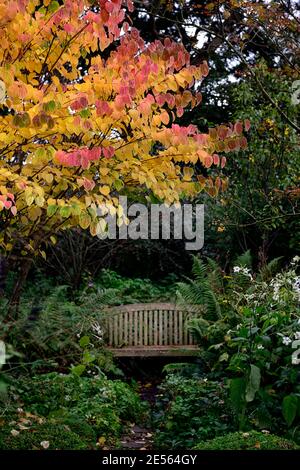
{"left": 1, "top": 257, "right": 300, "bottom": 450}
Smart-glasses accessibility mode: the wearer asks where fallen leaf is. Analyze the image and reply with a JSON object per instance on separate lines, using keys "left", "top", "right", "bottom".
{"left": 40, "top": 441, "right": 50, "bottom": 449}
{"left": 98, "top": 436, "right": 106, "bottom": 447}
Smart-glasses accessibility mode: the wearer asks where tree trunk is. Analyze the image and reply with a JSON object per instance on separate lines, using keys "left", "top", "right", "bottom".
{"left": 5, "top": 258, "right": 33, "bottom": 321}
{"left": 0, "top": 255, "right": 7, "bottom": 298}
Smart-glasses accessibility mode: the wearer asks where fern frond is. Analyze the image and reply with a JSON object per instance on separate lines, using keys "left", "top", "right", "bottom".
{"left": 258, "top": 257, "right": 283, "bottom": 282}
{"left": 234, "top": 250, "right": 252, "bottom": 269}
{"left": 191, "top": 256, "right": 208, "bottom": 283}
{"left": 206, "top": 257, "right": 224, "bottom": 292}
{"left": 186, "top": 317, "right": 210, "bottom": 341}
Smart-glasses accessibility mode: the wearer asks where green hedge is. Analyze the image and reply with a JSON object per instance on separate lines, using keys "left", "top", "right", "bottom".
{"left": 194, "top": 431, "right": 299, "bottom": 450}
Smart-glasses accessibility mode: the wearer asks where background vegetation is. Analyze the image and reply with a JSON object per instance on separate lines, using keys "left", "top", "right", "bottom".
{"left": 1, "top": 0, "right": 299, "bottom": 451}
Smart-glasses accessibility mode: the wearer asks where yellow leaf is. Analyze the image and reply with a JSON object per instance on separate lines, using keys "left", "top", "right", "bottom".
{"left": 79, "top": 212, "right": 91, "bottom": 230}
{"left": 44, "top": 173, "right": 53, "bottom": 184}
{"left": 98, "top": 436, "right": 106, "bottom": 447}
{"left": 100, "top": 186, "right": 110, "bottom": 196}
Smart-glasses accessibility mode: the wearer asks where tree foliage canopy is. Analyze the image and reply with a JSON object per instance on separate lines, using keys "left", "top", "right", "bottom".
{"left": 0, "top": 0, "right": 247, "bottom": 256}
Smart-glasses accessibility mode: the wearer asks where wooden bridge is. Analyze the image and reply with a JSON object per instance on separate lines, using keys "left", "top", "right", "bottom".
{"left": 103, "top": 303, "right": 199, "bottom": 357}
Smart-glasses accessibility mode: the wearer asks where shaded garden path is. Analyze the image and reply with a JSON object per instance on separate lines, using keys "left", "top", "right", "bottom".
{"left": 118, "top": 381, "right": 158, "bottom": 450}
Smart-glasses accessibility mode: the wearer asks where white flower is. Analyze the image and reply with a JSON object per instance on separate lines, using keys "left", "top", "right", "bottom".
{"left": 292, "top": 256, "right": 300, "bottom": 264}
{"left": 40, "top": 441, "right": 50, "bottom": 449}
{"left": 282, "top": 336, "right": 292, "bottom": 346}
{"left": 257, "top": 344, "right": 264, "bottom": 350}
{"left": 233, "top": 266, "right": 241, "bottom": 273}
{"left": 292, "top": 354, "right": 300, "bottom": 365}
{"left": 11, "top": 430, "right": 19, "bottom": 436}
{"left": 91, "top": 321, "right": 103, "bottom": 341}
{"left": 294, "top": 332, "right": 300, "bottom": 340}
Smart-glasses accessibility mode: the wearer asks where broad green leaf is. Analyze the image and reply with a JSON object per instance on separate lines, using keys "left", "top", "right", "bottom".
{"left": 71, "top": 364, "right": 85, "bottom": 376}
{"left": 47, "top": 205, "right": 57, "bottom": 217}
{"left": 246, "top": 364, "right": 261, "bottom": 402}
{"left": 114, "top": 179, "right": 124, "bottom": 191}
{"left": 83, "top": 351, "right": 95, "bottom": 364}
{"left": 60, "top": 206, "right": 72, "bottom": 218}
{"left": 49, "top": 1, "right": 60, "bottom": 13}
{"left": 79, "top": 335, "right": 90, "bottom": 348}
{"left": 282, "top": 395, "right": 298, "bottom": 427}
{"left": 229, "top": 377, "right": 246, "bottom": 414}
{"left": 43, "top": 100, "right": 56, "bottom": 112}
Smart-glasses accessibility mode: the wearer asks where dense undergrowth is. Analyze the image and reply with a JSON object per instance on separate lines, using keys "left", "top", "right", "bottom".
{"left": 0, "top": 373, "right": 148, "bottom": 450}
{"left": 1, "top": 256, "right": 300, "bottom": 450}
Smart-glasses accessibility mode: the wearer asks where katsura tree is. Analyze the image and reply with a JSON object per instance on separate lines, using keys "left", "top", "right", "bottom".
{"left": 0, "top": 0, "right": 246, "bottom": 312}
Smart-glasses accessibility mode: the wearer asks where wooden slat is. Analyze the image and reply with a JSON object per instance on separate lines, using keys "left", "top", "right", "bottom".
{"left": 159, "top": 310, "right": 163, "bottom": 345}
{"left": 128, "top": 312, "right": 133, "bottom": 346}
{"left": 174, "top": 310, "right": 178, "bottom": 345}
{"left": 148, "top": 310, "right": 153, "bottom": 345}
{"left": 109, "top": 345, "right": 199, "bottom": 357}
{"left": 139, "top": 310, "right": 143, "bottom": 346}
{"left": 106, "top": 318, "right": 112, "bottom": 346}
{"left": 178, "top": 310, "right": 183, "bottom": 344}
{"left": 113, "top": 314, "right": 118, "bottom": 347}
{"left": 183, "top": 312, "right": 188, "bottom": 345}
{"left": 118, "top": 312, "right": 123, "bottom": 345}
{"left": 103, "top": 303, "right": 199, "bottom": 352}
{"left": 154, "top": 310, "right": 158, "bottom": 345}
{"left": 188, "top": 314, "right": 194, "bottom": 344}
{"left": 164, "top": 310, "right": 168, "bottom": 345}
{"left": 104, "top": 303, "right": 200, "bottom": 313}
{"left": 134, "top": 311, "right": 138, "bottom": 346}
{"left": 144, "top": 310, "right": 148, "bottom": 346}
{"left": 124, "top": 311, "right": 128, "bottom": 346}
{"left": 169, "top": 310, "right": 173, "bottom": 345}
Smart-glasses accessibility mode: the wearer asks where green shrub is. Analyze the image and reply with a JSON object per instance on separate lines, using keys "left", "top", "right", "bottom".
{"left": 3, "top": 372, "right": 147, "bottom": 446}
{"left": 177, "top": 256, "right": 300, "bottom": 437}
{"left": 153, "top": 376, "right": 234, "bottom": 449}
{"left": 194, "top": 431, "right": 299, "bottom": 450}
{"left": 0, "top": 422, "right": 86, "bottom": 450}
{"left": 111, "top": 380, "right": 149, "bottom": 422}
{"left": 56, "top": 416, "right": 97, "bottom": 445}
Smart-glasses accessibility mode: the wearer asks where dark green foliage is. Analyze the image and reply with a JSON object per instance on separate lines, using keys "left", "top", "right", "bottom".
{"left": 200, "top": 65, "right": 300, "bottom": 266}
{"left": 153, "top": 376, "right": 234, "bottom": 449}
{"left": 194, "top": 431, "right": 299, "bottom": 450}
{"left": 176, "top": 256, "right": 222, "bottom": 321}
{"left": 1, "top": 373, "right": 148, "bottom": 448}
{"left": 0, "top": 422, "right": 86, "bottom": 450}
{"left": 1, "top": 269, "right": 177, "bottom": 373}
{"left": 94, "top": 269, "right": 177, "bottom": 304}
